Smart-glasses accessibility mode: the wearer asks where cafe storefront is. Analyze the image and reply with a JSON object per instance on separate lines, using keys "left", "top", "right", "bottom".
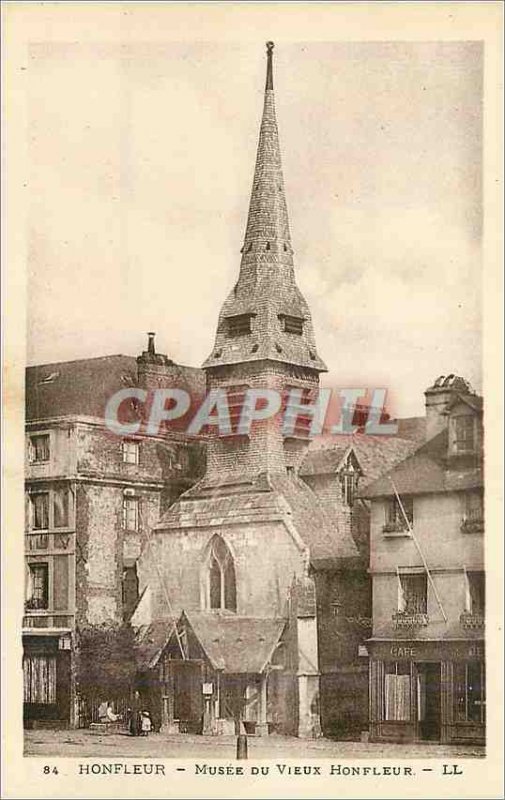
{"left": 368, "top": 639, "right": 485, "bottom": 745}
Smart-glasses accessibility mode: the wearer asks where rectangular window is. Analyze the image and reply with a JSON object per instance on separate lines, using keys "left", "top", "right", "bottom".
{"left": 384, "top": 662, "right": 412, "bottom": 721}
{"left": 461, "top": 491, "right": 484, "bottom": 531}
{"left": 23, "top": 654, "right": 57, "bottom": 704}
{"left": 454, "top": 416, "right": 475, "bottom": 453}
{"left": 279, "top": 314, "right": 304, "bottom": 335}
{"left": 453, "top": 662, "right": 486, "bottom": 723}
{"left": 227, "top": 314, "right": 252, "bottom": 337}
{"left": 26, "top": 563, "right": 49, "bottom": 610}
{"left": 398, "top": 573, "right": 427, "bottom": 614}
{"left": 31, "top": 493, "right": 49, "bottom": 530}
{"left": 465, "top": 571, "right": 485, "bottom": 615}
{"left": 122, "top": 497, "right": 139, "bottom": 531}
{"left": 30, "top": 434, "right": 50, "bottom": 463}
{"left": 465, "top": 492, "right": 484, "bottom": 520}
{"left": 122, "top": 440, "right": 140, "bottom": 465}
{"left": 385, "top": 496, "right": 413, "bottom": 532}
{"left": 53, "top": 486, "right": 70, "bottom": 528}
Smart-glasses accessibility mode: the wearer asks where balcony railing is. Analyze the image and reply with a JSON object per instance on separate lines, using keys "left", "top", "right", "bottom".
{"left": 23, "top": 612, "right": 73, "bottom": 629}
{"left": 392, "top": 612, "right": 429, "bottom": 629}
{"left": 460, "top": 612, "right": 485, "bottom": 631}
{"left": 383, "top": 521, "right": 412, "bottom": 535}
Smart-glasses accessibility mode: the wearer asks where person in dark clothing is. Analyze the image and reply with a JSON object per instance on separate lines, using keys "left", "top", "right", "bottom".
{"left": 129, "top": 691, "right": 142, "bottom": 736}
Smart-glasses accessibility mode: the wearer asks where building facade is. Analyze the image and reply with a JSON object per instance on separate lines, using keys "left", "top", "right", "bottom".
{"left": 23, "top": 42, "right": 484, "bottom": 746}
{"left": 133, "top": 42, "right": 374, "bottom": 739}
{"left": 362, "top": 376, "right": 485, "bottom": 745}
{"left": 131, "top": 43, "right": 436, "bottom": 742}
{"left": 23, "top": 343, "right": 204, "bottom": 728}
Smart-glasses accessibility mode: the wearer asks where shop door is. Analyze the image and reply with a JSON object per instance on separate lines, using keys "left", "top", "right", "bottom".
{"left": 417, "top": 662, "right": 441, "bottom": 741}
{"left": 173, "top": 661, "right": 203, "bottom": 733}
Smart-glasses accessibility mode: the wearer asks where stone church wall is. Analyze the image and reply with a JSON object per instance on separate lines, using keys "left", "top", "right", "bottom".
{"left": 138, "top": 520, "right": 308, "bottom": 619}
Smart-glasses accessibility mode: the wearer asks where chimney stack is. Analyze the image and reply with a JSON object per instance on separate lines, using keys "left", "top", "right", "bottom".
{"left": 424, "top": 375, "right": 474, "bottom": 440}
{"left": 136, "top": 332, "right": 174, "bottom": 389}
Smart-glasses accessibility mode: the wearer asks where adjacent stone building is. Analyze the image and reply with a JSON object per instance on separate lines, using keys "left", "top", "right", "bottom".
{"left": 23, "top": 342, "right": 204, "bottom": 728}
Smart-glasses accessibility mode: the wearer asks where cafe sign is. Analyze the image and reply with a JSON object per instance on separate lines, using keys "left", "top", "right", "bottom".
{"left": 369, "top": 641, "right": 485, "bottom": 662}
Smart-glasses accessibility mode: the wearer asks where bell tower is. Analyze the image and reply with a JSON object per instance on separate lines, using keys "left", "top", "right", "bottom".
{"left": 203, "top": 42, "right": 327, "bottom": 479}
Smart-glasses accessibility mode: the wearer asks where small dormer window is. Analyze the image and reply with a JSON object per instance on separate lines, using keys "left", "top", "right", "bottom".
{"left": 279, "top": 314, "right": 304, "bottom": 335}
{"left": 227, "top": 314, "right": 253, "bottom": 337}
{"left": 339, "top": 459, "right": 358, "bottom": 507}
{"left": 454, "top": 415, "right": 475, "bottom": 453}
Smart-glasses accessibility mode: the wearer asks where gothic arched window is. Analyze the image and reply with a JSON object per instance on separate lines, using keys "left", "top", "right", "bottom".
{"left": 207, "top": 536, "right": 236, "bottom": 612}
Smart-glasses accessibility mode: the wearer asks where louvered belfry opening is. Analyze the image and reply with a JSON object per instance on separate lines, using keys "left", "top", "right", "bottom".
{"left": 201, "top": 42, "right": 327, "bottom": 479}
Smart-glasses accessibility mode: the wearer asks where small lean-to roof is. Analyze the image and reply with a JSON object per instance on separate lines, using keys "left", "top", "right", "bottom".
{"left": 134, "top": 618, "right": 178, "bottom": 671}
{"left": 360, "top": 430, "right": 483, "bottom": 499}
{"left": 182, "top": 613, "right": 286, "bottom": 674}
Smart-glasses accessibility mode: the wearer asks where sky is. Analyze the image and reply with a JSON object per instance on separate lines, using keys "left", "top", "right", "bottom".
{"left": 26, "top": 40, "right": 483, "bottom": 417}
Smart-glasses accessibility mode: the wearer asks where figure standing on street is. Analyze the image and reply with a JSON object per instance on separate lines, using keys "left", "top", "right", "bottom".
{"left": 129, "top": 690, "right": 142, "bottom": 736}
{"left": 141, "top": 710, "right": 152, "bottom": 736}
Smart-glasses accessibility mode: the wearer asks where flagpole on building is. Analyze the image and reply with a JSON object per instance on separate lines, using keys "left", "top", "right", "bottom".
{"left": 390, "top": 479, "right": 447, "bottom": 623}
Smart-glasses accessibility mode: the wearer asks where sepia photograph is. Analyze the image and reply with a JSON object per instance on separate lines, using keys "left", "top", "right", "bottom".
{"left": 2, "top": 3, "right": 503, "bottom": 799}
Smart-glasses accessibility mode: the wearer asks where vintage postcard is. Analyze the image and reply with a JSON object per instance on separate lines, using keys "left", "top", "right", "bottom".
{"left": 2, "top": 2, "right": 503, "bottom": 798}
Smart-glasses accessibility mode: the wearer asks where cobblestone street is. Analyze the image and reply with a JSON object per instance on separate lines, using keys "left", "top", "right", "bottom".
{"left": 24, "top": 729, "right": 485, "bottom": 760}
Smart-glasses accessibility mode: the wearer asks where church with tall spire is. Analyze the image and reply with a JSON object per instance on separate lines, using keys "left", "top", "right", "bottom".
{"left": 203, "top": 41, "right": 325, "bottom": 376}
{"left": 133, "top": 43, "right": 366, "bottom": 739}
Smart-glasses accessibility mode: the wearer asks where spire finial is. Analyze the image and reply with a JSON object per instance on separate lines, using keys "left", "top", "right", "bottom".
{"left": 266, "top": 41, "right": 274, "bottom": 90}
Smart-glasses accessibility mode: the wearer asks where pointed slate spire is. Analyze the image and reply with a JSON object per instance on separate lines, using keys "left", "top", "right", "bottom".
{"left": 242, "top": 41, "right": 292, "bottom": 257}
{"left": 203, "top": 43, "right": 326, "bottom": 373}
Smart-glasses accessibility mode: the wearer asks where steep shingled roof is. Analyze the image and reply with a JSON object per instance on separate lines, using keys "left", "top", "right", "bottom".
{"left": 134, "top": 617, "right": 178, "bottom": 671}
{"left": 395, "top": 417, "right": 427, "bottom": 442}
{"left": 300, "top": 432, "right": 419, "bottom": 488}
{"left": 203, "top": 43, "right": 326, "bottom": 373}
{"left": 26, "top": 355, "right": 138, "bottom": 422}
{"left": 360, "top": 430, "right": 483, "bottom": 499}
{"left": 298, "top": 444, "right": 351, "bottom": 477}
{"left": 134, "top": 613, "right": 286, "bottom": 674}
{"left": 154, "top": 470, "right": 360, "bottom": 565}
{"left": 26, "top": 354, "right": 204, "bottom": 422}
{"left": 181, "top": 613, "right": 286, "bottom": 674}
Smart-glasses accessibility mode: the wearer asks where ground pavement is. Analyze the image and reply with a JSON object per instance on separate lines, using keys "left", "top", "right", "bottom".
{"left": 24, "top": 729, "right": 485, "bottom": 760}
